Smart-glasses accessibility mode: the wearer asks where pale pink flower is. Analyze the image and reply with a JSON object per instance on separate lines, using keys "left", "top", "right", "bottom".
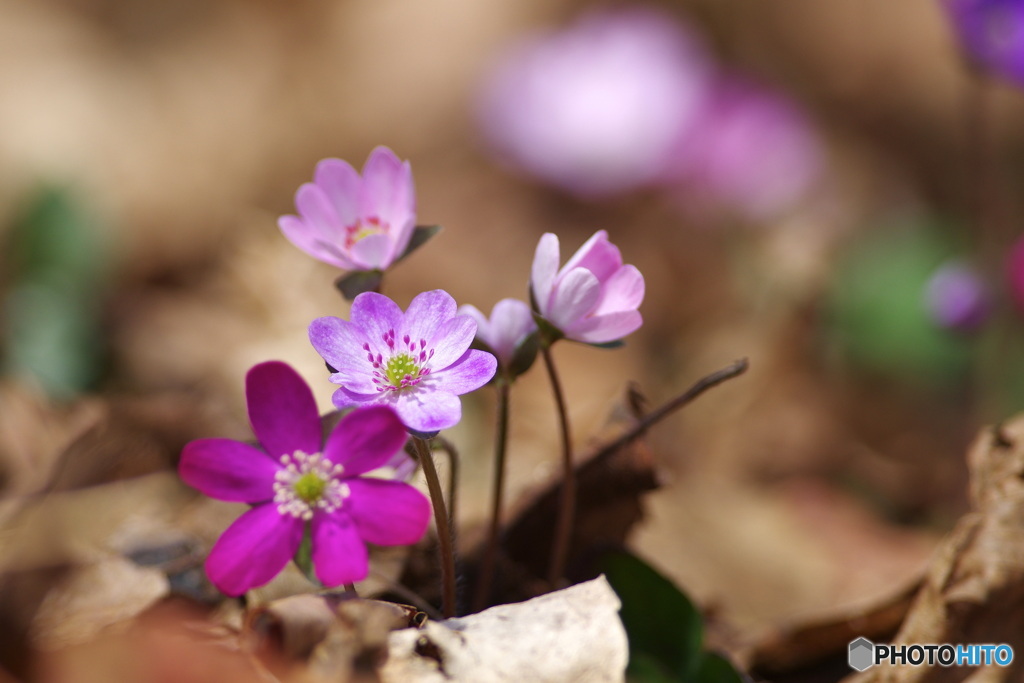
{"left": 530, "top": 231, "right": 644, "bottom": 344}
{"left": 458, "top": 298, "right": 538, "bottom": 372}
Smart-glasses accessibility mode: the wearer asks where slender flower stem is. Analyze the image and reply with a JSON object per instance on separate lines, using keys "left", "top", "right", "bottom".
{"left": 541, "top": 343, "right": 574, "bottom": 588}
{"left": 432, "top": 436, "right": 460, "bottom": 537}
{"left": 474, "top": 378, "right": 511, "bottom": 611}
{"left": 413, "top": 436, "right": 457, "bottom": 618}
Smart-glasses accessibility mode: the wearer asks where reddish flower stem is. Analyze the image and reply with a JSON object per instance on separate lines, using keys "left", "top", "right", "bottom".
{"left": 541, "top": 343, "right": 574, "bottom": 588}
{"left": 413, "top": 436, "right": 457, "bottom": 617}
{"left": 473, "top": 378, "right": 511, "bottom": 611}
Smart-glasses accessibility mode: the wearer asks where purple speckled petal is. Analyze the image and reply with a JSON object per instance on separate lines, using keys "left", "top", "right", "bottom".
{"left": 323, "top": 405, "right": 408, "bottom": 475}
{"left": 430, "top": 350, "right": 497, "bottom": 395}
{"left": 313, "top": 158, "right": 361, "bottom": 228}
{"left": 563, "top": 310, "right": 643, "bottom": 344}
{"left": 548, "top": 267, "right": 601, "bottom": 329}
{"left": 205, "top": 504, "right": 303, "bottom": 597}
{"left": 531, "top": 233, "right": 560, "bottom": 316}
{"left": 349, "top": 232, "right": 394, "bottom": 270}
{"left": 246, "top": 361, "right": 322, "bottom": 459}
{"left": 345, "top": 479, "right": 431, "bottom": 546}
{"left": 592, "top": 264, "right": 645, "bottom": 316}
{"left": 559, "top": 230, "right": 622, "bottom": 283}
{"left": 309, "top": 317, "right": 369, "bottom": 371}
{"left": 331, "top": 386, "right": 376, "bottom": 410}
{"left": 426, "top": 314, "right": 477, "bottom": 369}
{"left": 179, "top": 438, "right": 279, "bottom": 503}
{"left": 311, "top": 512, "right": 369, "bottom": 587}
{"left": 350, "top": 292, "right": 405, "bottom": 355}
{"left": 393, "top": 389, "right": 462, "bottom": 433}
{"left": 278, "top": 215, "right": 355, "bottom": 270}
{"left": 402, "top": 290, "right": 458, "bottom": 347}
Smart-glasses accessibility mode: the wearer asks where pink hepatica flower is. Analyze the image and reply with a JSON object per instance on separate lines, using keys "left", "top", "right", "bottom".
{"left": 925, "top": 261, "right": 990, "bottom": 331}
{"left": 458, "top": 298, "right": 538, "bottom": 373}
{"left": 477, "top": 7, "right": 710, "bottom": 198}
{"left": 179, "top": 361, "right": 429, "bottom": 596}
{"left": 278, "top": 146, "right": 416, "bottom": 271}
{"left": 531, "top": 231, "right": 644, "bottom": 344}
{"left": 946, "top": 0, "right": 1024, "bottom": 86}
{"left": 309, "top": 290, "right": 498, "bottom": 434}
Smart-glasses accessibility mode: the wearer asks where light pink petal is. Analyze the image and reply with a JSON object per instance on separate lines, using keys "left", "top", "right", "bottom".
{"left": 430, "top": 350, "right": 497, "bottom": 395}
{"left": 548, "top": 267, "right": 601, "bottom": 329}
{"left": 592, "top": 264, "right": 645, "bottom": 316}
{"left": 332, "top": 386, "right": 376, "bottom": 410}
{"left": 456, "top": 304, "right": 491, "bottom": 343}
{"left": 349, "top": 232, "right": 395, "bottom": 270}
{"left": 563, "top": 310, "right": 643, "bottom": 344}
{"left": 393, "top": 389, "right": 462, "bottom": 433}
{"left": 560, "top": 230, "right": 622, "bottom": 283}
{"left": 179, "top": 439, "right": 279, "bottom": 503}
{"left": 530, "top": 233, "right": 560, "bottom": 316}
{"left": 426, "top": 314, "right": 478, "bottom": 369}
{"left": 345, "top": 479, "right": 431, "bottom": 546}
{"left": 278, "top": 215, "right": 355, "bottom": 270}
{"left": 350, "top": 292, "right": 405, "bottom": 353}
{"left": 246, "top": 361, "right": 322, "bottom": 458}
{"left": 205, "top": 504, "right": 303, "bottom": 597}
{"left": 295, "top": 183, "right": 343, "bottom": 242}
{"left": 313, "top": 158, "right": 361, "bottom": 228}
{"left": 488, "top": 298, "right": 537, "bottom": 363}
{"left": 360, "top": 147, "right": 416, "bottom": 232}
{"left": 390, "top": 217, "right": 417, "bottom": 263}
{"left": 323, "top": 405, "right": 408, "bottom": 475}
{"left": 402, "top": 290, "right": 458, "bottom": 347}
{"left": 311, "top": 512, "right": 369, "bottom": 587}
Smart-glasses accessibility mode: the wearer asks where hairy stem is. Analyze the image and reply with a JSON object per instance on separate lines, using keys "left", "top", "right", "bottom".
{"left": 413, "top": 436, "right": 457, "bottom": 618}
{"left": 474, "top": 379, "right": 511, "bottom": 611}
{"left": 542, "top": 344, "right": 574, "bottom": 588}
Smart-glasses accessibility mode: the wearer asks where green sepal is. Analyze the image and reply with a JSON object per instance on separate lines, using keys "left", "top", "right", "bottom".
{"left": 396, "top": 224, "right": 442, "bottom": 264}
{"left": 588, "top": 339, "right": 626, "bottom": 350}
{"left": 507, "top": 330, "right": 540, "bottom": 379}
{"left": 334, "top": 269, "right": 383, "bottom": 301}
{"left": 531, "top": 312, "right": 565, "bottom": 346}
{"left": 293, "top": 524, "right": 321, "bottom": 587}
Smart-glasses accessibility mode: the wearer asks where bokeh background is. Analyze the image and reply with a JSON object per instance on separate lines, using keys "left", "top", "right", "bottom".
{"left": 3, "top": 0, "right": 1024, "bottom": 673}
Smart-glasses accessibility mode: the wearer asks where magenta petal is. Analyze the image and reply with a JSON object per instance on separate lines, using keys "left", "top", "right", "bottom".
{"left": 246, "top": 361, "right": 322, "bottom": 458}
{"left": 179, "top": 438, "right": 279, "bottom": 503}
{"left": 350, "top": 292, "right": 404, "bottom": 353}
{"left": 560, "top": 230, "right": 623, "bottom": 283}
{"left": 205, "top": 505, "right": 303, "bottom": 597}
{"left": 431, "top": 350, "right": 497, "bottom": 395}
{"left": 349, "top": 232, "right": 394, "bottom": 270}
{"left": 393, "top": 390, "right": 462, "bottom": 433}
{"left": 403, "top": 290, "right": 458, "bottom": 346}
{"left": 548, "top": 267, "right": 601, "bottom": 329}
{"left": 531, "top": 233, "right": 560, "bottom": 315}
{"left": 323, "top": 405, "right": 408, "bottom": 475}
{"left": 346, "top": 479, "right": 430, "bottom": 546}
{"left": 311, "top": 512, "right": 369, "bottom": 587}
{"left": 313, "top": 158, "right": 361, "bottom": 228}
{"left": 564, "top": 310, "right": 643, "bottom": 344}
{"left": 592, "top": 264, "right": 645, "bottom": 316}
{"left": 427, "top": 314, "right": 477, "bottom": 368}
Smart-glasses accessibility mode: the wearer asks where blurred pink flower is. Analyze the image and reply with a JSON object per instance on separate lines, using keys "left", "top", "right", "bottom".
{"left": 531, "top": 231, "right": 644, "bottom": 344}
{"left": 925, "top": 261, "right": 990, "bottom": 331}
{"left": 477, "top": 7, "right": 710, "bottom": 198}
{"left": 668, "top": 77, "right": 822, "bottom": 219}
{"left": 1008, "top": 236, "right": 1024, "bottom": 311}
{"left": 458, "top": 298, "right": 537, "bottom": 371}
{"left": 279, "top": 147, "right": 416, "bottom": 271}
{"left": 945, "top": 0, "right": 1024, "bottom": 86}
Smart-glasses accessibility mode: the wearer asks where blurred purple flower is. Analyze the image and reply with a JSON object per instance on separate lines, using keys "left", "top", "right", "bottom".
{"left": 1008, "top": 236, "right": 1024, "bottom": 311}
{"left": 668, "top": 77, "right": 822, "bottom": 219}
{"left": 279, "top": 147, "right": 416, "bottom": 271}
{"left": 925, "top": 261, "right": 990, "bottom": 331}
{"left": 309, "top": 290, "right": 497, "bottom": 434}
{"left": 179, "top": 362, "right": 429, "bottom": 596}
{"left": 946, "top": 0, "right": 1024, "bottom": 85}
{"left": 477, "top": 7, "right": 710, "bottom": 197}
{"left": 458, "top": 298, "right": 537, "bottom": 371}
{"left": 531, "top": 231, "right": 644, "bottom": 344}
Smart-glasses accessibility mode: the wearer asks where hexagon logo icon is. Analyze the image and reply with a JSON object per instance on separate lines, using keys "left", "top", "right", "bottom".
{"left": 849, "top": 637, "right": 875, "bottom": 671}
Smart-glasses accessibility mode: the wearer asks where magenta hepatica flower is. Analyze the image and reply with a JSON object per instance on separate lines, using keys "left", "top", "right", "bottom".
{"left": 309, "top": 290, "right": 498, "bottom": 434}
{"left": 531, "top": 231, "right": 644, "bottom": 344}
{"left": 925, "top": 261, "right": 990, "bottom": 331}
{"left": 278, "top": 146, "right": 416, "bottom": 271}
{"left": 179, "top": 361, "right": 430, "bottom": 596}
{"left": 946, "top": 0, "right": 1024, "bottom": 86}
{"left": 458, "top": 298, "right": 538, "bottom": 372}
{"left": 477, "top": 7, "right": 710, "bottom": 197}
{"left": 667, "top": 76, "right": 821, "bottom": 219}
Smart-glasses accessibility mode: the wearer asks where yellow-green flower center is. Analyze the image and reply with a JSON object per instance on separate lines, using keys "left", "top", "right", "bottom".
{"left": 294, "top": 471, "right": 327, "bottom": 503}
{"left": 385, "top": 353, "right": 421, "bottom": 387}
{"left": 273, "top": 450, "right": 350, "bottom": 520}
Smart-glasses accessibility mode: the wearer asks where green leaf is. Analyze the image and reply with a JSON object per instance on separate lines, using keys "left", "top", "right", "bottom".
{"left": 694, "top": 653, "right": 747, "bottom": 683}
{"left": 600, "top": 549, "right": 704, "bottom": 681}
{"left": 334, "top": 269, "right": 383, "bottom": 300}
